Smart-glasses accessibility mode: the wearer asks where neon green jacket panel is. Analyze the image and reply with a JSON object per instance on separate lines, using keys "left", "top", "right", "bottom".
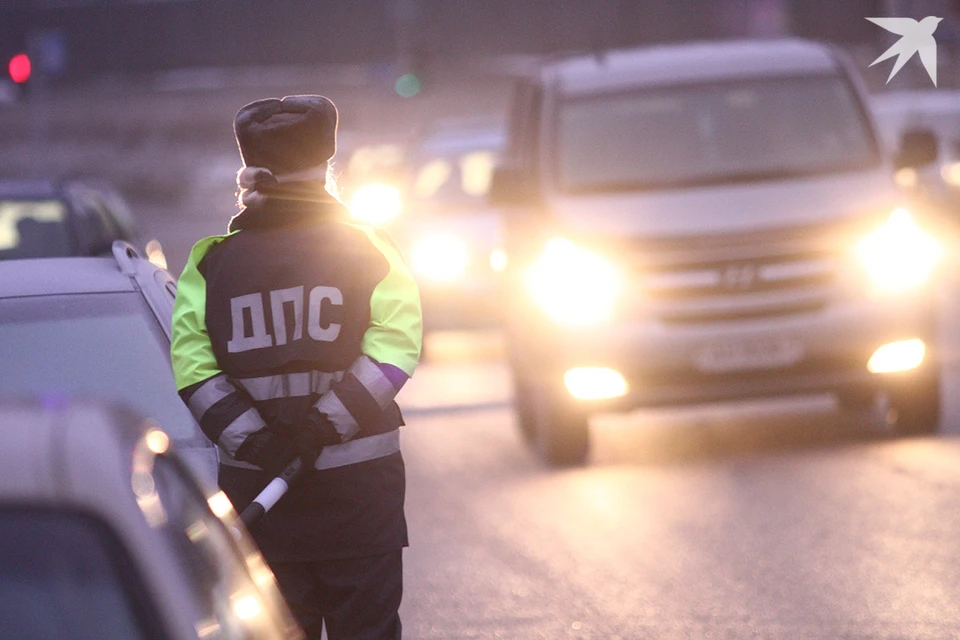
{"left": 171, "top": 234, "right": 235, "bottom": 390}
{"left": 348, "top": 223, "right": 423, "bottom": 377}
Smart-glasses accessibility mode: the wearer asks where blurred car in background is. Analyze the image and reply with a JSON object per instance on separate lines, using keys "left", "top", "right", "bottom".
{"left": 0, "top": 240, "right": 217, "bottom": 485}
{"left": 871, "top": 90, "right": 960, "bottom": 215}
{"left": 0, "top": 178, "right": 149, "bottom": 261}
{"left": 0, "top": 398, "right": 303, "bottom": 639}
{"left": 340, "top": 135, "right": 411, "bottom": 228}
{"left": 342, "top": 120, "right": 507, "bottom": 333}
{"left": 391, "top": 118, "right": 507, "bottom": 332}
{"left": 493, "top": 38, "right": 945, "bottom": 466}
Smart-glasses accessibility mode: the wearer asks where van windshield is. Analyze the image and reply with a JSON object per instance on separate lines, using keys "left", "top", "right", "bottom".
{"left": 555, "top": 75, "right": 880, "bottom": 193}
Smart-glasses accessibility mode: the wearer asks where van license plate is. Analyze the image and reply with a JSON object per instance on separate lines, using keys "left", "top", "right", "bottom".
{"left": 694, "top": 337, "right": 803, "bottom": 373}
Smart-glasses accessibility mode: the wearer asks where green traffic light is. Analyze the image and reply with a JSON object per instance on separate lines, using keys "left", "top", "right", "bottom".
{"left": 394, "top": 73, "right": 421, "bottom": 98}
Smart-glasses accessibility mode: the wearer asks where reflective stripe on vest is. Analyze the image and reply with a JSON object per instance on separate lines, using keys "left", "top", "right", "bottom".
{"left": 236, "top": 370, "right": 346, "bottom": 401}
{"left": 218, "top": 430, "right": 401, "bottom": 471}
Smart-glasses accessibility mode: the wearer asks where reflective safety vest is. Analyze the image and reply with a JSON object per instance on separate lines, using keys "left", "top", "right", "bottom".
{"left": 170, "top": 198, "right": 422, "bottom": 472}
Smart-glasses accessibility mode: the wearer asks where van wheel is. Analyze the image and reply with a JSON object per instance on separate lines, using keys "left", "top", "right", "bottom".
{"left": 514, "top": 380, "right": 589, "bottom": 467}
{"left": 884, "top": 373, "right": 941, "bottom": 436}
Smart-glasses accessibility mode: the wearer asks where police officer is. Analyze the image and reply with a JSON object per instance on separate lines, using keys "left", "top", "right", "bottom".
{"left": 170, "top": 94, "right": 422, "bottom": 640}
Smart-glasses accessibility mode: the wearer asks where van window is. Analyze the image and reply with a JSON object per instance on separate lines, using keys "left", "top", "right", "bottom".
{"left": 556, "top": 75, "right": 879, "bottom": 193}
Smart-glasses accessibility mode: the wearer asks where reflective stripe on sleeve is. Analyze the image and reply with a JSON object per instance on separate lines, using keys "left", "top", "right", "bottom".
{"left": 218, "top": 430, "right": 401, "bottom": 470}
{"left": 186, "top": 374, "right": 235, "bottom": 422}
{"left": 315, "top": 390, "right": 360, "bottom": 441}
{"left": 314, "top": 430, "right": 400, "bottom": 470}
{"left": 348, "top": 356, "right": 397, "bottom": 409}
{"left": 218, "top": 408, "right": 268, "bottom": 456}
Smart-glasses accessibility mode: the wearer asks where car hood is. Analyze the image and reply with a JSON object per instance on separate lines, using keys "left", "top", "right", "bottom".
{"left": 545, "top": 169, "right": 902, "bottom": 238}
{"left": 394, "top": 208, "right": 501, "bottom": 248}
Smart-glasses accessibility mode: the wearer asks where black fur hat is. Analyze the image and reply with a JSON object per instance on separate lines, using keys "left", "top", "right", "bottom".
{"left": 234, "top": 95, "right": 338, "bottom": 175}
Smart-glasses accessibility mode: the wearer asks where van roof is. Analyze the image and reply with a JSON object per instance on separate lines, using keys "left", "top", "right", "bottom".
{"left": 542, "top": 38, "right": 842, "bottom": 96}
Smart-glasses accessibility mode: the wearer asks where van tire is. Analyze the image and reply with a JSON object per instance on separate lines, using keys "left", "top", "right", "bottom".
{"left": 514, "top": 380, "right": 589, "bottom": 467}
{"left": 885, "top": 373, "right": 941, "bottom": 436}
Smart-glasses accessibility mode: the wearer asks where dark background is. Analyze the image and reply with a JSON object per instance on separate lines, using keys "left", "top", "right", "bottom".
{"left": 1, "top": 0, "right": 959, "bottom": 272}
{"left": 1, "top": 1, "right": 952, "bottom": 79}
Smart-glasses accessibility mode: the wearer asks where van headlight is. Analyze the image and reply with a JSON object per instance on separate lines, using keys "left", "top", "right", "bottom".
{"left": 855, "top": 208, "right": 942, "bottom": 294}
{"left": 525, "top": 238, "right": 620, "bottom": 324}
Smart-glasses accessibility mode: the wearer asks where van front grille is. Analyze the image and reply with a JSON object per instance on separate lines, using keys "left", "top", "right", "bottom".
{"left": 619, "top": 216, "right": 870, "bottom": 325}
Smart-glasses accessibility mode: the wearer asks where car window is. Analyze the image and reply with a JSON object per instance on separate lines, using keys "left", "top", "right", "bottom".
{"left": 556, "top": 75, "right": 880, "bottom": 192}
{"left": 147, "top": 452, "right": 302, "bottom": 639}
{"left": 411, "top": 150, "right": 497, "bottom": 206}
{"left": 0, "top": 199, "right": 72, "bottom": 260}
{"left": 0, "top": 507, "right": 165, "bottom": 640}
{"left": 460, "top": 150, "right": 497, "bottom": 196}
{"left": 0, "top": 293, "right": 206, "bottom": 448}
{"left": 74, "top": 194, "right": 120, "bottom": 255}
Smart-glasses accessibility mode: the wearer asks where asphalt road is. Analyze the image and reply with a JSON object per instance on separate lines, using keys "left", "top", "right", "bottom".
{"left": 394, "top": 305, "right": 960, "bottom": 638}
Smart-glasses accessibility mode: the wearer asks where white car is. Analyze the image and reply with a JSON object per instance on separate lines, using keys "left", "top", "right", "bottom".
{"left": 0, "top": 241, "right": 217, "bottom": 484}
{"left": 871, "top": 89, "right": 960, "bottom": 213}
{"left": 0, "top": 397, "right": 303, "bottom": 639}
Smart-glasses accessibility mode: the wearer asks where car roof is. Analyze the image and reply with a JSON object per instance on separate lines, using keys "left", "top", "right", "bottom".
{"left": 0, "top": 255, "right": 139, "bottom": 297}
{"left": 0, "top": 177, "right": 123, "bottom": 199}
{"left": 416, "top": 128, "right": 506, "bottom": 157}
{"left": 0, "top": 179, "right": 64, "bottom": 199}
{"left": 0, "top": 399, "right": 149, "bottom": 506}
{"left": 541, "top": 38, "right": 842, "bottom": 96}
{"left": 0, "top": 241, "right": 174, "bottom": 296}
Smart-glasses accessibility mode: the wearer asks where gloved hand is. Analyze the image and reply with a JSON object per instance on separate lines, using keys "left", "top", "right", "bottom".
{"left": 234, "top": 427, "right": 299, "bottom": 476}
{"left": 294, "top": 410, "right": 342, "bottom": 463}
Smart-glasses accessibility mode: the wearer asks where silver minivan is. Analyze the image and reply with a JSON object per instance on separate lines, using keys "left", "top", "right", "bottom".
{"left": 491, "top": 38, "right": 945, "bottom": 465}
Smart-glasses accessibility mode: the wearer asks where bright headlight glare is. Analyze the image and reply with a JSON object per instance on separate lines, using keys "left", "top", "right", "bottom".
{"left": 525, "top": 238, "right": 620, "bottom": 325}
{"left": 867, "top": 338, "right": 925, "bottom": 373}
{"left": 348, "top": 183, "right": 402, "bottom": 225}
{"left": 564, "top": 367, "right": 628, "bottom": 400}
{"left": 942, "top": 162, "right": 960, "bottom": 187}
{"left": 231, "top": 593, "right": 262, "bottom": 620}
{"left": 410, "top": 233, "right": 468, "bottom": 282}
{"left": 855, "top": 208, "right": 942, "bottom": 294}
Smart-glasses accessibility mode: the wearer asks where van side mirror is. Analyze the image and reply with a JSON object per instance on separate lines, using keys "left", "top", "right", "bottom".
{"left": 489, "top": 166, "right": 537, "bottom": 206}
{"left": 894, "top": 128, "right": 939, "bottom": 169}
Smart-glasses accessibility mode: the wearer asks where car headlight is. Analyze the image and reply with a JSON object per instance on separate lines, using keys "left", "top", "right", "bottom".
{"left": 410, "top": 233, "right": 469, "bottom": 282}
{"left": 348, "top": 183, "right": 402, "bottom": 225}
{"left": 942, "top": 162, "right": 960, "bottom": 188}
{"left": 855, "top": 208, "right": 942, "bottom": 294}
{"left": 525, "top": 238, "right": 621, "bottom": 325}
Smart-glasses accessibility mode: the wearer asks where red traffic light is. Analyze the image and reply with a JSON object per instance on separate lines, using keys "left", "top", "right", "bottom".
{"left": 8, "top": 53, "right": 31, "bottom": 84}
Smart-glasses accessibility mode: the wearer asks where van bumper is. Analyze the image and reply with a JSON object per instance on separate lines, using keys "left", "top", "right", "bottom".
{"left": 507, "top": 292, "right": 939, "bottom": 411}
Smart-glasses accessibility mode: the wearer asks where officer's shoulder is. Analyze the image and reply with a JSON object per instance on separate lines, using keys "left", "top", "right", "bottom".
{"left": 187, "top": 231, "right": 238, "bottom": 269}
{"left": 343, "top": 221, "right": 404, "bottom": 256}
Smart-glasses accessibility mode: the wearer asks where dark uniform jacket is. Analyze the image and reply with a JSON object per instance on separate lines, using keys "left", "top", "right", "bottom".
{"left": 170, "top": 190, "right": 422, "bottom": 561}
